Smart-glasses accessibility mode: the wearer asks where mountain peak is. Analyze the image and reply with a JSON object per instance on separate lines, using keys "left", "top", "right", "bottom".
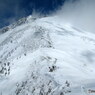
{"left": 0, "top": 16, "right": 95, "bottom": 95}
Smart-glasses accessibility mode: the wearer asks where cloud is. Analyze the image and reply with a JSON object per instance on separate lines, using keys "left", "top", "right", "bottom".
{"left": 2, "top": 0, "right": 95, "bottom": 33}
{"left": 55, "top": 0, "right": 95, "bottom": 32}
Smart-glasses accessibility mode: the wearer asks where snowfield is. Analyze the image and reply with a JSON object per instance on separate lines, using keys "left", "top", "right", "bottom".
{"left": 0, "top": 16, "right": 95, "bottom": 95}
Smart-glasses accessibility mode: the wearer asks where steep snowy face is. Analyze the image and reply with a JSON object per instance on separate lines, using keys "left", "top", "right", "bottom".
{"left": 0, "top": 16, "right": 95, "bottom": 95}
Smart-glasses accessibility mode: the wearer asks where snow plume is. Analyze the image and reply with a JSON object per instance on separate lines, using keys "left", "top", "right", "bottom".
{"left": 55, "top": 0, "right": 95, "bottom": 33}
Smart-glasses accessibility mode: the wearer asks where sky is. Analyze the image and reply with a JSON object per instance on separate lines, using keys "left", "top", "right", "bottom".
{"left": 0, "top": 0, "right": 95, "bottom": 33}
{"left": 56, "top": 0, "right": 95, "bottom": 32}
{"left": 0, "top": 0, "right": 65, "bottom": 28}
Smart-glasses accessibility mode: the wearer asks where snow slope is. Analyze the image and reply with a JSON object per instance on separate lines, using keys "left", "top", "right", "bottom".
{"left": 0, "top": 16, "right": 95, "bottom": 95}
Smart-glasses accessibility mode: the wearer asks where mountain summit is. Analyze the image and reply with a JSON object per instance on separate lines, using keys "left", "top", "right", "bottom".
{"left": 0, "top": 16, "right": 95, "bottom": 95}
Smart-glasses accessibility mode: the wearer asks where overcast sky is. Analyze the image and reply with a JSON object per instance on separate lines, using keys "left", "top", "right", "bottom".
{"left": 56, "top": 0, "right": 95, "bottom": 32}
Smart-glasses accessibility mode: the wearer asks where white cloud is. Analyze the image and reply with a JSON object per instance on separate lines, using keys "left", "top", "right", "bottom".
{"left": 55, "top": 0, "right": 95, "bottom": 32}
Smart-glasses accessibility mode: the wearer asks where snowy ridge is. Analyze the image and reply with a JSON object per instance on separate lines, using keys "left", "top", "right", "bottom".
{"left": 0, "top": 16, "right": 95, "bottom": 95}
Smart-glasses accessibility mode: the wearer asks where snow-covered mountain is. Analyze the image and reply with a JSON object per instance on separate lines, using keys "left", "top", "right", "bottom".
{"left": 0, "top": 16, "right": 95, "bottom": 95}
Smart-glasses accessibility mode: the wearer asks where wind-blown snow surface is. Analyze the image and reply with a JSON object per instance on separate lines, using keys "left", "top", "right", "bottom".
{"left": 0, "top": 16, "right": 95, "bottom": 95}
